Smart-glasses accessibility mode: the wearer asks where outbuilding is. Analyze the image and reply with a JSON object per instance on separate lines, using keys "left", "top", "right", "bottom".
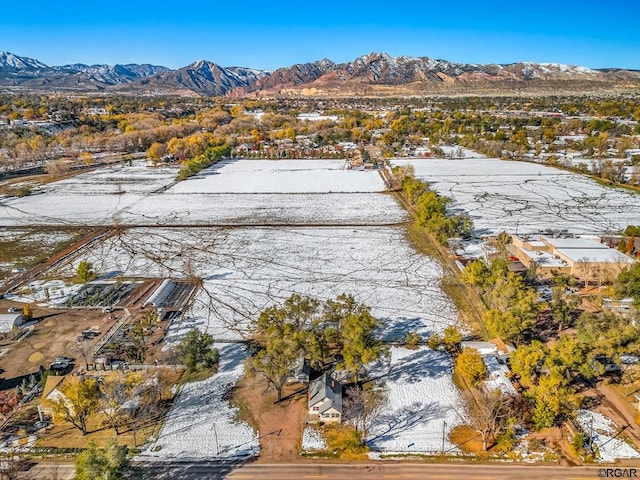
{"left": 0, "top": 313, "right": 25, "bottom": 333}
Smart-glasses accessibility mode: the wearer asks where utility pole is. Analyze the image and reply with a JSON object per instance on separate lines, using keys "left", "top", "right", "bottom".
{"left": 212, "top": 423, "right": 219, "bottom": 455}
{"left": 442, "top": 419, "right": 447, "bottom": 454}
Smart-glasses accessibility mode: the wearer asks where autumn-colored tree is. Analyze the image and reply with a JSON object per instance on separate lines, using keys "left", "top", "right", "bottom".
{"left": 100, "top": 372, "right": 143, "bottom": 435}
{"left": 79, "top": 152, "right": 93, "bottom": 166}
{"left": 146, "top": 142, "right": 167, "bottom": 165}
{"left": 50, "top": 376, "right": 100, "bottom": 435}
{"left": 455, "top": 348, "right": 487, "bottom": 387}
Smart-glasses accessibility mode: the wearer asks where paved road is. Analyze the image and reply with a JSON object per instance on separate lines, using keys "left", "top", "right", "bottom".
{"left": 126, "top": 461, "right": 634, "bottom": 480}
{"left": 18, "top": 462, "right": 75, "bottom": 479}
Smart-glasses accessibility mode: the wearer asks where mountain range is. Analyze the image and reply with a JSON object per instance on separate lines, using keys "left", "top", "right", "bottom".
{"left": 1, "top": 51, "right": 639, "bottom": 97}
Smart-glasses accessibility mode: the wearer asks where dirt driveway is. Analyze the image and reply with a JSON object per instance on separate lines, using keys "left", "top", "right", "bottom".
{"left": 234, "top": 376, "right": 307, "bottom": 462}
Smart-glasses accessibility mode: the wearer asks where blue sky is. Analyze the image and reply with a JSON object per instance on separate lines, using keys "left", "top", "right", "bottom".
{"left": 2, "top": 0, "right": 638, "bottom": 69}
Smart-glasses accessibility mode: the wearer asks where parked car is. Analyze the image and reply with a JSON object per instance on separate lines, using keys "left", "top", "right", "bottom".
{"left": 7, "top": 307, "right": 20, "bottom": 313}
{"left": 81, "top": 330, "right": 100, "bottom": 339}
{"left": 54, "top": 356, "right": 74, "bottom": 363}
{"left": 49, "top": 359, "right": 71, "bottom": 371}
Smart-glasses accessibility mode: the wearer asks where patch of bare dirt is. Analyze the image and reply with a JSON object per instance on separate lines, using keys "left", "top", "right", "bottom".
{"left": 233, "top": 375, "right": 307, "bottom": 462}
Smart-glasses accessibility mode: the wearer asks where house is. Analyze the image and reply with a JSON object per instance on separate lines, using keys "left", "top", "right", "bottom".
{"left": 287, "top": 358, "right": 310, "bottom": 384}
{"left": 461, "top": 339, "right": 517, "bottom": 395}
{"left": 0, "top": 313, "right": 25, "bottom": 333}
{"left": 38, "top": 375, "right": 70, "bottom": 421}
{"left": 510, "top": 235, "right": 635, "bottom": 282}
{"left": 308, "top": 373, "right": 343, "bottom": 423}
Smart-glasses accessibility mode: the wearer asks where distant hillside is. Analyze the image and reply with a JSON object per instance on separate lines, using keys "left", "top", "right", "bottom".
{"left": 1, "top": 51, "right": 639, "bottom": 96}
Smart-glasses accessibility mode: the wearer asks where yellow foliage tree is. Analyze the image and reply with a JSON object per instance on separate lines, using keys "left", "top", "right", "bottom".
{"left": 50, "top": 377, "right": 99, "bottom": 435}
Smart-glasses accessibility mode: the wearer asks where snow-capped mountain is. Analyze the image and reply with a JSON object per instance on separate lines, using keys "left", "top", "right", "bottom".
{"left": 0, "top": 50, "right": 638, "bottom": 96}
{"left": 53, "top": 63, "right": 170, "bottom": 84}
{"left": 0, "top": 51, "right": 48, "bottom": 71}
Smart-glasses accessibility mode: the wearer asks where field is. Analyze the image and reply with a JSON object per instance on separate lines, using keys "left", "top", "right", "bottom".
{"left": 0, "top": 228, "right": 85, "bottom": 279}
{"left": 58, "top": 226, "right": 459, "bottom": 341}
{"left": 0, "top": 159, "right": 406, "bottom": 226}
{"left": 1, "top": 158, "right": 464, "bottom": 460}
{"left": 367, "top": 347, "right": 466, "bottom": 455}
{"left": 393, "top": 157, "right": 640, "bottom": 236}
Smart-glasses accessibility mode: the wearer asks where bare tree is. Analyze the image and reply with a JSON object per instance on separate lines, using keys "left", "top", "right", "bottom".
{"left": 576, "top": 257, "right": 594, "bottom": 290}
{"left": 72, "top": 339, "right": 94, "bottom": 370}
{"left": 343, "top": 384, "right": 387, "bottom": 439}
{"left": 467, "top": 388, "right": 517, "bottom": 452}
{"left": 43, "top": 159, "right": 70, "bottom": 178}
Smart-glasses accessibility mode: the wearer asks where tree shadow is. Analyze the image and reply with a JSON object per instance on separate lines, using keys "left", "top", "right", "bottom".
{"left": 376, "top": 316, "right": 427, "bottom": 342}
{"left": 130, "top": 455, "right": 257, "bottom": 480}
{"left": 371, "top": 348, "right": 453, "bottom": 385}
{"left": 367, "top": 400, "right": 446, "bottom": 445}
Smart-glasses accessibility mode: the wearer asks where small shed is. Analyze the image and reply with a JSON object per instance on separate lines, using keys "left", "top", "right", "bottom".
{"left": 0, "top": 314, "right": 25, "bottom": 333}
{"left": 287, "top": 358, "right": 310, "bottom": 384}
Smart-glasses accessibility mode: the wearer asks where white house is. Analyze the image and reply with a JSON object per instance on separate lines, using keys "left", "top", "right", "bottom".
{"left": 308, "top": 373, "right": 343, "bottom": 422}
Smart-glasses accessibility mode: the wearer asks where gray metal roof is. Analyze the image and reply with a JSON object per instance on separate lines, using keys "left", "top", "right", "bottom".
{"left": 308, "top": 373, "right": 343, "bottom": 414}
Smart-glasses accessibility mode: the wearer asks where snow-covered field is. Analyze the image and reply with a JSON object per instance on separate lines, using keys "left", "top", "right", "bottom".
{"left": 168, "top": 159, "right": 385, "bottom": 194}
{"left": 60, "top": 226, "right": 458, "bottom": 341}
{"left": 138, "top": 343, "right": 259, "bottom": 460}
{"left": 5, "top": 158, "right": 468, "bottom": 459}
{"left": 392, "top": 157, "right": 640, "bottom": 236}
{"left": 367, "top": 347, "right": 466, "bottom": 454}
{"left": 576, "top": 409, "right": 640, "bottom": 462}
{"left": 38, "top": 161, "right": 177, "bottom": 195}
{"left": 0, "top": 159, "right": 405, "bottom": 226}
{"left": 53, "top": 224, "right": 462, "bottom": 458}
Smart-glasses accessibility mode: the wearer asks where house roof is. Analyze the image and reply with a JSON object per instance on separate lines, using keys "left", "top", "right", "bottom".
{"left": 289, "top": 358, "right": 310, "bottom": 378}
{"left": 483, "top": 354, "right": 517, "bottom": 396}
{"left": 461, "top": 341, "right": 498, "bottom": 356}
{"left": 308, "top": 373, "right": 343, "bottom": 414}
{"left": 41, "top": 375, "right": 66, "bottom": 401}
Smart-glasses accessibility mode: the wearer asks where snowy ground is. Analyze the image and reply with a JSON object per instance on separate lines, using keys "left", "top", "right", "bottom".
{"left": 576, "top": 409, "right": 640, "bottom": 462}
{"left": 38, "top": 160, "right": 177, "bottom": 195}
{"left": 0, "top": 159, "right": 405, "bottom": 226}
{"left": 138, "top": 343, "right": 259, "bottom": 460}
{"left": 367, "top": 347, "right": 466, "bottom": 454}
{"left": 4, "top": 280, "right": 82, "bottom": 306}
{"left": 58, "top": 226, "right": 458, "bottom": 341}
{"left": 392, "top": 157, "right": 640, "bottom": 236}
{"left": 167, "top": 159, "right": 385, "bottom": 194}
{"left": 301, "top": 427, "right": 327, "bottom": 452}
{"left": 5, "top": 158, "right": 466, "bottom": 459}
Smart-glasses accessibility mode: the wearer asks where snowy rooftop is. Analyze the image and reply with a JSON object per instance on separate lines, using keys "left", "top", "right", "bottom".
{"left": 541, "top": 236, "right": 608, "bottom": 250}
{"left": 527, "top": 240, "right": 546, "bottom": 248}
{"left": 519, "top": 246, "right": 567, "bottom": 267}
{"left": 483, "top": 355, "right": 517, "bottom": 396}
{"left": 558, "top": 247, "right": 635, "bottom": 264}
